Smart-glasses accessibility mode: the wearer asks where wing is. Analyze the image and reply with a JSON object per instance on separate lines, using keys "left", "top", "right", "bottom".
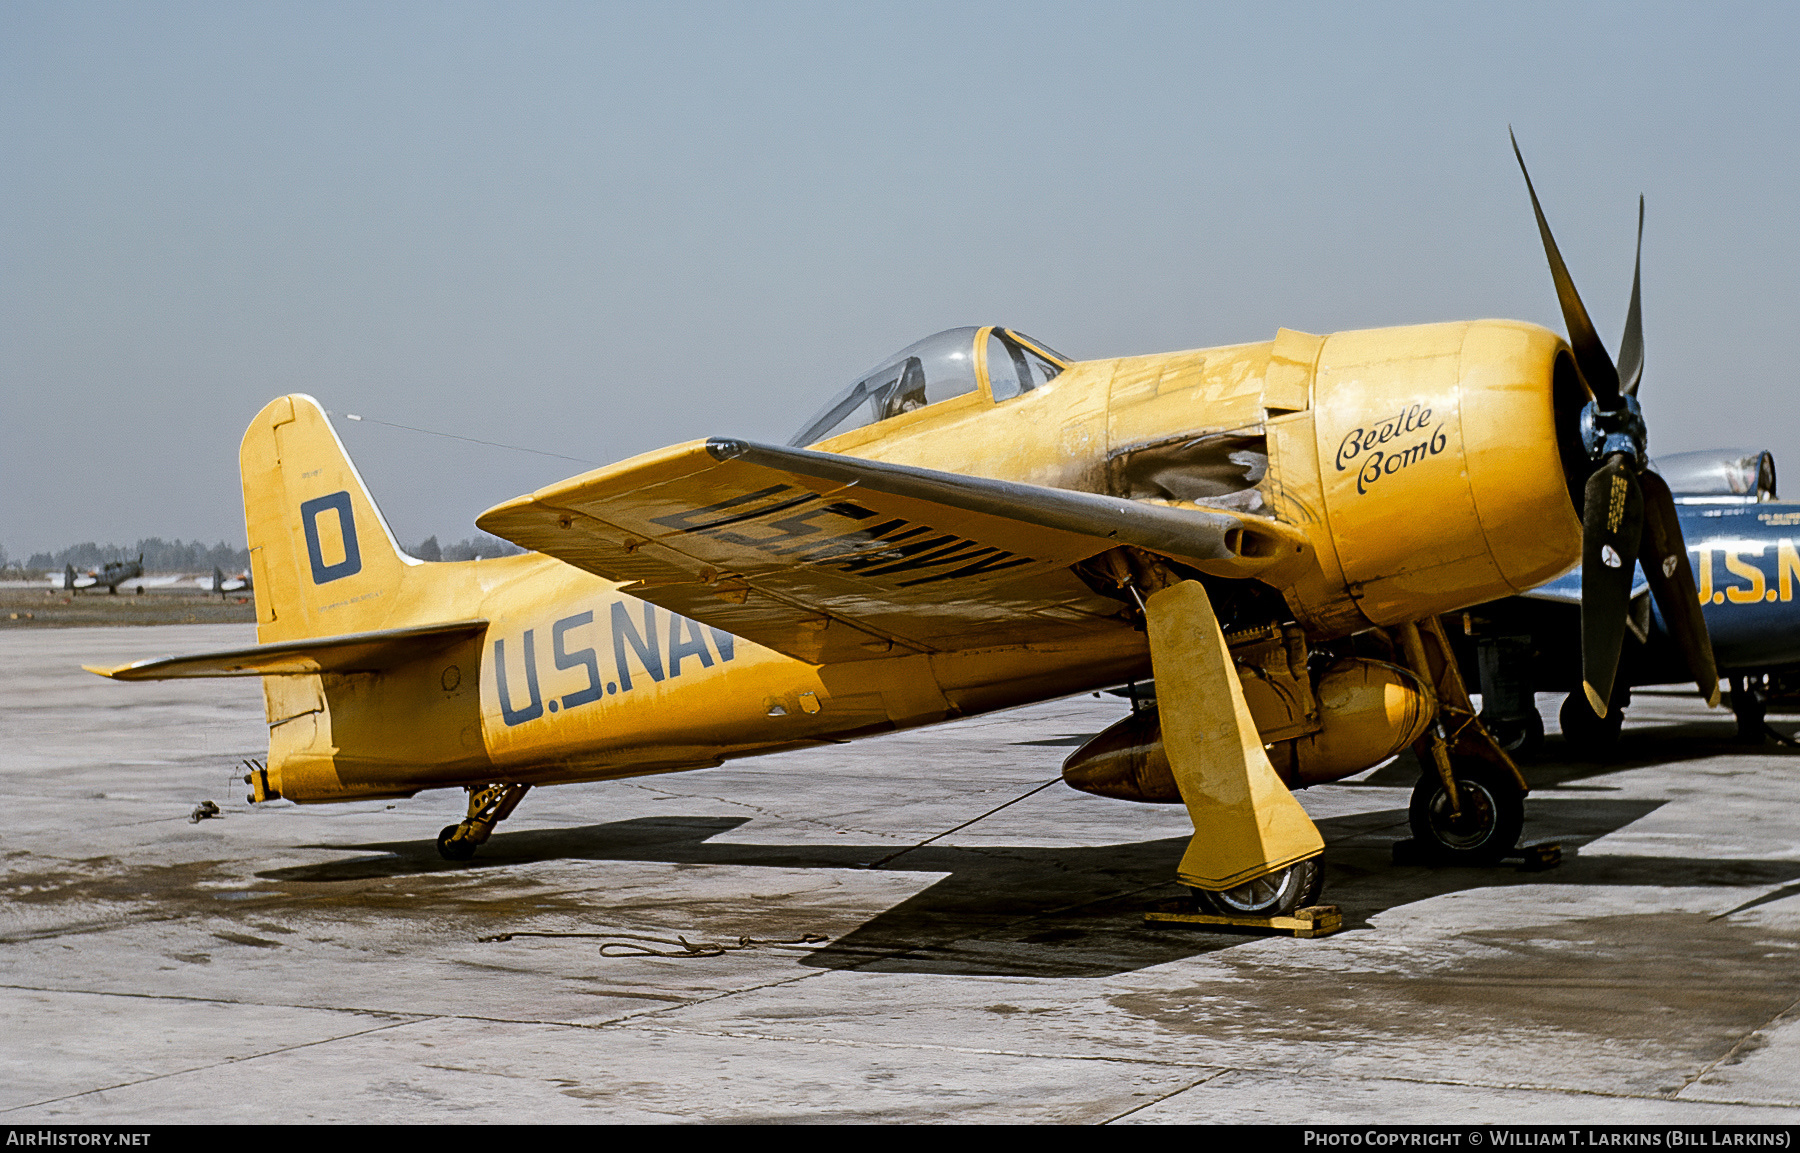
{"left": 476, "top": 438, "right": 1310, "bottom": 664}
{"left": 86, "top": 620, "right": 487, "bottom": 680}
{"left": 1521, "top": 564, "right": 1649, "bottom": 605}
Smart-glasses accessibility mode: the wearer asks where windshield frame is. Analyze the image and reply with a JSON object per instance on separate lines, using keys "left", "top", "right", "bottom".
{"left": 789, "top": 325, "right": 1074, "bottom": 448}
{"left": 788, "top": 326, "right": 984, "bottom": 447}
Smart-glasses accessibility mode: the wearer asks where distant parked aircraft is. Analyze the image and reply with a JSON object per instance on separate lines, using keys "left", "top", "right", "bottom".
{"left": 211, "top": 567, "right": 253, "bottom": 596}
{"left": 65, "top": 556, "right": 143, "bottom": 595}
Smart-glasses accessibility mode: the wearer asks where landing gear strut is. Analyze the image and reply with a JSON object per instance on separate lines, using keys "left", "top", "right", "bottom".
{"left": 1395, "top": 617, "right": 1529, "bottom": 864}
{"left": 1475, "top": 635, "right": 1544, "bottom": 759}
{"left": 437, "top": 783, "right": 531, "bottom": 861}
{"left": 1729, "top": 675, "right": 1768, "bottom": 744}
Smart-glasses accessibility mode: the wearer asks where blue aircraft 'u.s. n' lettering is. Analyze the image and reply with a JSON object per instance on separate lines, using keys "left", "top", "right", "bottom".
{"left": 1692, "top": 538, "right": 1800, "bottom": 607}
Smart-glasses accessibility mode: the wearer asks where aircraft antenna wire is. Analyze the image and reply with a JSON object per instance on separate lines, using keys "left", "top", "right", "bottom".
{"left": 330, "top": 412, "right": 599, "bottom": 466}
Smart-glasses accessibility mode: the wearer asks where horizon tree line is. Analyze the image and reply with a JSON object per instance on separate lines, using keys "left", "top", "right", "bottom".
{"left": 2, "top": 533, "right": 524, "bottom": 575}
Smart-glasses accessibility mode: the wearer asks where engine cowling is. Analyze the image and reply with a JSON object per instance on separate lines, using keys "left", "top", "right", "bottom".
{"left": 1267, "top": 320, "right": 1588, "bottom": 635}
{"left": 1062, "top": 656, "right": 1433, "bottom": 802}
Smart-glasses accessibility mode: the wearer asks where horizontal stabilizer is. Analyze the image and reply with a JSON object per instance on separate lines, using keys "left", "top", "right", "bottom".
{"left": 86, "top": 619, "right": 488, "bottom": 680}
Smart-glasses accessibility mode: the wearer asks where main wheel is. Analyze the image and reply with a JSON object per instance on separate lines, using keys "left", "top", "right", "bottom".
{"left": 1559, "top": 692, "right": 1622, "bottom": 755}
{"left": 1193, "top": 858, "right": 1323, "bottom": 917}
{"left": 1408, "top": 757, "right": 1524, "bottom": 864}
{"left": 437, "top": 824, "right": 478, "bottom": 861}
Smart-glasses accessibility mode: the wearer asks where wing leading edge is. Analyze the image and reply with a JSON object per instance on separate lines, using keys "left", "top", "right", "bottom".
{"left": 476, "top": 438, "right": 1309, "bottom": 664}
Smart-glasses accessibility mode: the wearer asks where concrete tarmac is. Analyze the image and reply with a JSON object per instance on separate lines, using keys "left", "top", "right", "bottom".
{"left": 4, "top": 625, "right": 1799, "bottom": 1124}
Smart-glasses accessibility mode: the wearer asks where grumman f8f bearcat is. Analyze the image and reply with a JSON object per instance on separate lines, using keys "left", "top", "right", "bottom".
{"left": 91, "top": 142, "right": 1719, "bottom": 916}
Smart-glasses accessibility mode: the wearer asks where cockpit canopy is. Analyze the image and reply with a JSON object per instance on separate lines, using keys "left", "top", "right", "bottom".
{"left": 1654, "top": 448, "right": 1778, "bottom": 502}
{"left": 789, "top": 326, "right": 1069, "bottom": 447}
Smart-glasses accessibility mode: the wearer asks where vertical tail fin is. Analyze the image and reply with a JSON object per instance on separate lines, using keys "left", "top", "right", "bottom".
{"left": 240, "top": 394, "right": 418, "bottom": 641}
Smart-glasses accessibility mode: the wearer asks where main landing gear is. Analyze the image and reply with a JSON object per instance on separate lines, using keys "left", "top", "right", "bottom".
{"left": 1407, "top": 757, "right": 1525, "bottom": 865}
{"left": 1397, "top": 618, "right": 1529, "bottom": 865}
{"left": 437, "top": 782, "right": 531, "bottom": 861}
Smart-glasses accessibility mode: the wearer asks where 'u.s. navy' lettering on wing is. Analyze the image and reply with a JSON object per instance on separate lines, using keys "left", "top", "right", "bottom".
{"left": 649, "top": 488, "right": 1035, "bottom": 587}
{"left": 300, "top": 491, "right": 363, "bottom": 584}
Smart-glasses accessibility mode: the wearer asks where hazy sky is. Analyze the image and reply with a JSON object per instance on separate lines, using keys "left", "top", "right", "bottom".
{"left": 4, "top": 2, "right": 1796, "bottom": 557}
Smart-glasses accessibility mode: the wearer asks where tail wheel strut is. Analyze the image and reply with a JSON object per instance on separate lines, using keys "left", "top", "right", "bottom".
{"left": 437, "top": 783, "right": 530, "bottom": 861}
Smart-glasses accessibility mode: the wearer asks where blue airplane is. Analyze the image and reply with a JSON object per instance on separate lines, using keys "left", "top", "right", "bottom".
{"left": 1459, "top": 447, "right": 1798, "bottom": 754}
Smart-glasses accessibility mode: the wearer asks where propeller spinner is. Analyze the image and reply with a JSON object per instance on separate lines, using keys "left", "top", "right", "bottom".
{"left": 1510, "top": 131, "right": 1720, "bottom": 716}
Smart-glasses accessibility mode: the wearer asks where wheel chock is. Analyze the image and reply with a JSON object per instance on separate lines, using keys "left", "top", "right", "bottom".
{"left": 1511, "top": 842, "right": 1563, "bottom": 871}
{"left": 1391, "top": 839, "right": 1565, "bottom": 871}
{"left": 1144, "top": 902, "right": 1342, "bottom": 939}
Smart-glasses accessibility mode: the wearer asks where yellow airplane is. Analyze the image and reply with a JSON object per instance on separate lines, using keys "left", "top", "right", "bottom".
{"left": 89, "top": 143, "right": 1719, "bottom": 918}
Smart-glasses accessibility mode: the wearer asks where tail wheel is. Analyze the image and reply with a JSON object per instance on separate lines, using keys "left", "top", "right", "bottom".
{"left": 1408, "top": 757, "right": 1524, "bottom": 864}
{"left": 1193, "top": 858, "right": 1323, "bottom": 917}
{"left": 437, "top": 824, "right": 478, "bottom": 862}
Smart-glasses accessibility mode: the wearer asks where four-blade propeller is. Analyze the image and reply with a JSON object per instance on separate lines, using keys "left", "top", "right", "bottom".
{"left": 1510, "top": 130, "right": 1720, "bottom": 716}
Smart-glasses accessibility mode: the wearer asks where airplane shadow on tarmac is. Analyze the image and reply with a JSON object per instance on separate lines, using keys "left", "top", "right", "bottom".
{"left": 259, "top": 772, "right": 1800, "bottom": 978}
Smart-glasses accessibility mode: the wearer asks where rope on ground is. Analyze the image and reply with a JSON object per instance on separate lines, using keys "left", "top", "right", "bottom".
{"left": 862, "top": 776, "right": 1063, "bottom": 870}
{"left": 478, "top": 929, "right": 829, "bottom": 958}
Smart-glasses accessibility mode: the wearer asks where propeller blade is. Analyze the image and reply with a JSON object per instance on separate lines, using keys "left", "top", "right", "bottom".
{"left": 1638, "top": 470, "right": 1721, "bottom": 706}
{"left": 1580, "top": 456, "right": 1645, "bottom": 715}
{"left": 1618, "top": 196, "right": 1645, "bottom": 396}
{"left": 1510, "top": 129, "right": 1622, "bottom": 403}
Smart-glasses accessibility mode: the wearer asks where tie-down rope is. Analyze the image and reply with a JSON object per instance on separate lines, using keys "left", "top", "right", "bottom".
{"left": 478, "top": 929, "right": 829, "bottom": 958}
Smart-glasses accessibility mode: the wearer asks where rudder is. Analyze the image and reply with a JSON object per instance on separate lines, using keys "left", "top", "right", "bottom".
{"left": 241, "top": 394, "right": 416, "bottom": 642}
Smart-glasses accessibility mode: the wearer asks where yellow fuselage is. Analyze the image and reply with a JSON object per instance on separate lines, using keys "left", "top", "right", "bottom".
{"left": 261, "top": 319, "right": 1585, "bottom": 802}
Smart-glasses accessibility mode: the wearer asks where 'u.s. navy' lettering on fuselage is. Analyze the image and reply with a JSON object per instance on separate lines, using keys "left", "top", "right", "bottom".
{"left": 649, "top": 488, "right": 1035, "bottom": 587}
{"left": 300, "top": 491, "right": 363, "bottom": 584}
{"left": 494, "top": 631, "right": 544, "bottom": 726}
{"left": 494, "top": 604, "right": 739, "bottom": 726}
{"left": 552, "top": 612, "right": 604, "bottom": 710}
{"left": 611, "top": 601, "right": 664, "bottom": 692}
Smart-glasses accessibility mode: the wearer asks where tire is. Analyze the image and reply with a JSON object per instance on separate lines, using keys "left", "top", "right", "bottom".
{"left": 437, "top": 824, "right": 478, "bottom": 861}
{"left": 1193, "top": 858, "right": 1323, "bottom": 917}
{"left": 1408, "top": 757, "right": 1524, "bottom": 864}
{"left": 1559, "top": 692, "right": 1622, "bottom": 755}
